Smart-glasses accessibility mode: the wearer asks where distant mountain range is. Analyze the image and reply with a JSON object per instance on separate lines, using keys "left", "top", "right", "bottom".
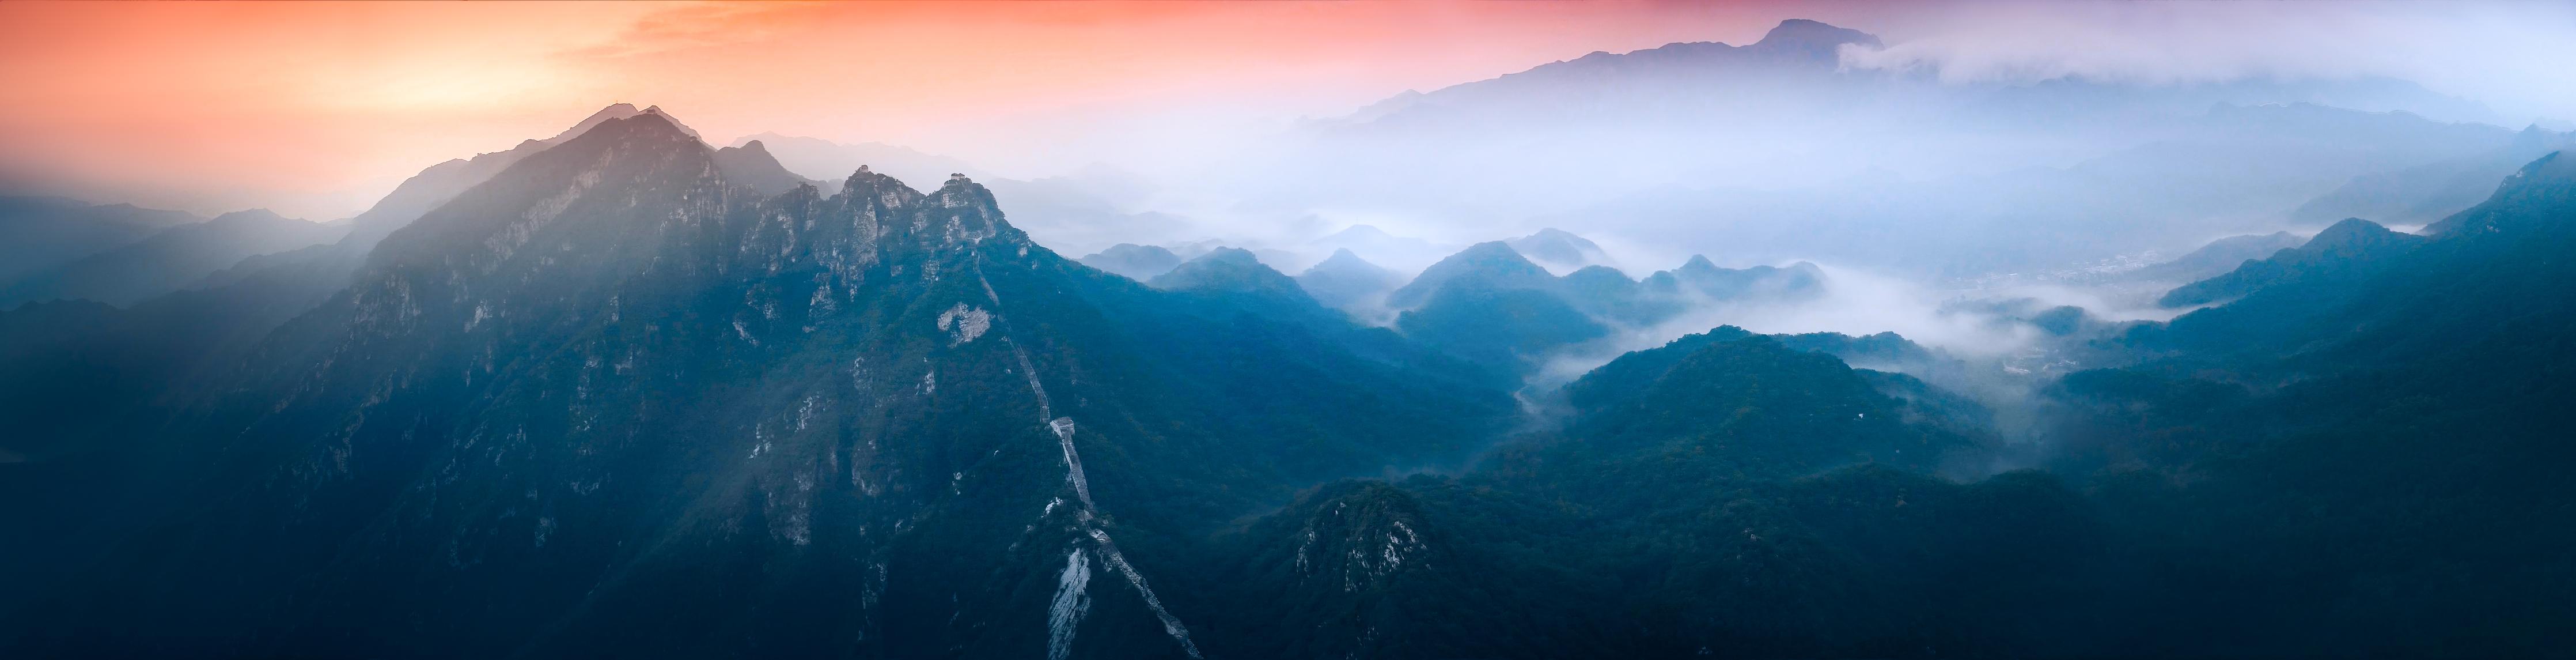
{"left": 0, "top": 196, "right": 203, "bottom": 285}
{"left": 1225, "top": 19, "right": 2537, "bottom": 277}
{"left": 0, "top": 209, "right": 344, "bottom": 307}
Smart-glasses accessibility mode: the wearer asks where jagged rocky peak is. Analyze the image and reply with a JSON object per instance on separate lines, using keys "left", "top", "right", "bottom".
{"left": 362, "top": 108, "right": 722, "bottom": 274}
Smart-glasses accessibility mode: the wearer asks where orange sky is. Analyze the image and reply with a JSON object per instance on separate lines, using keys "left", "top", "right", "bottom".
{"left": 7, "top": 1, "right": 2569, "bottom": 220}
{"left": 0, "top": 1, "right": 1817, "bottom": 219}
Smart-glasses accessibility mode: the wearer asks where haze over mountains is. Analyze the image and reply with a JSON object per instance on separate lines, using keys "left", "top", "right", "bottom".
{"left": 4, "top": 11, "right": 2575, "bottom": 659}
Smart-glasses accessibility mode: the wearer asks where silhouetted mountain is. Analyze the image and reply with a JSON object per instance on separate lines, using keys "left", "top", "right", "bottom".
{"left": 1332, "top": 19, "right": 1885, "bottom": 135}
{"left": 1149, "top": 247, "right": 1313, "bottom": 307}
{"left": 342, "top": 103, "right": 652, "bottom": 250}
{"left": 710, "top": 139, "right": 820, "bottom": 195}
{"left": 2158, "top": 218, "right": 2422, "bottom": 308}
{"left": 0, "top": 197, "right": 202, "bottom": 286}
{"left": 1555, "top": 264, "right": 1666, "bottom": 323}
{"left": 2295, "top": 124, "right": 2576, "bottom": 225}
{"left": 1293, "top": 248, "right": 1402, "bottom": 312}
{"left": 1560, "top": 329, "right": 1963, "bottom": 478}
{"left": 0, "top": 209, "right": 345, "bottom": 307}
{"left": 1650, "top": 255, "right": 1827, "bottom": 301}
{"left": 2130, "top": 231, "right": 2306, "bottom": 283}
{"left": 2029, "top": 151, "right": 2576, "bottom": 656}
{"left": 1395, "top": 285, "right": 1607, "bottom": 377}
{"left": 1300, "top": 224, "right": 1449, "bottom": 273}
{"left": 1075, "top": 243, "right": 1183, "bottom": 281}
{"left": 1281, "top": 14, "right": 2510, "bottom": 276}
{"left": 1505, "top": 227, "right": 1612, "bottom": 271}
{"left": 1385, "top": 241, "right": 1559, "bottom": 309}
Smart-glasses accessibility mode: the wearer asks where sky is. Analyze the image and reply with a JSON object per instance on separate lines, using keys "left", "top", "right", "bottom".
{"left": 3, "top": 1, "right": 2571, "bottom": 221}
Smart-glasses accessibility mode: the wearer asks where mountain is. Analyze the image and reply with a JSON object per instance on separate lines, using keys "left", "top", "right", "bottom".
{"left": 1304, "top": 224, "right": 1449, "bottom": 272}
{"left": 1256, "top": 17, "right": 2516, "bottom": 276}
{"left": 1329, "top": 18, "right": 1884, "bottom": 135}
{"left": 1192, "top": 328, "right": 2067, "bottom": 658}
{"left": 2157, "top": 218, "right": 2423, "bottom": 308}
{"left": 1505, "top": 228, "right": 1612, "bottom": 271}
{"left": 1076, "top": 243, "right": 1183, "bottom": 281}
{"left": 341, "top": 103, "right": 654, "bottom": 250}
{"left": 2293, "top": 124, "right": 2576, "bottom": 225}
{"left": 1209, "top": 149, "right": 2576, "bottom": 657}
{"left": 1, "top": 108, "right": 1516, "bottom": 658}
{"left": 1395, "top": 284, "right": 1608, "bottom": 378}
{"left": 2032, "top": 150, "right": 2576, "bottom": 655}
{"left": 1147, "top": 247, "right": 1317, "bottom": 312}
{"left": 0, "top": 209, "right": 346, "bottom": 307}
{"left": 1293, "top": 248, "right": 1403, "bottom": 312}
{"left": 1651, "top": 255, "right": 1825, "bottom": 301}
{"left": 12, "top": 95, "right": 2576, "bottom": 657}
{"left": 1385, "top": 241, "right": 1560, "bottom": 309}
{"left": 710, "top": 139, "right": 820, "bottom": 195}
{"left": 1557, "top": 329, "right": 1964, "bottom": 479}
{"left": 728, "top": 134, "right": 1174, "bottom": 255}
{"left": 733, "top": 131, "right": 985, "bottom": 193}
{"left": 1381, "top": 242, "right": 1828, "bottom": 376}
{"left": 0, "top": 196, "right": 202, "bottom": 286}
{"left": 2128, "top": 231, "right": 2306, "bottom": 283}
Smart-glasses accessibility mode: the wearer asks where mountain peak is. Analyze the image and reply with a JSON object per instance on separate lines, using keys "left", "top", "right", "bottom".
{"left": 2426, "top": 150, "right": 2574, "bottom": 236}
{"left": 1314, "top": 247, "right": 1372, "bottom": 268}
{"left": 1455, "top": 240, "right": 1525, "bottom": 261}
{"left": 633, "top": 104, "right": 703, "bottom": 139}
{"left": 1295, "top": 247, "right": 1403, "bottom": 310}
{"left": 1751, "top": 18, "right": 1881, "bottom": 59}
{"left": 711, "top": 139, "right": 811, "bottom": 196}
{"left": 2507, "top": 150, "right": 2571, "bottom": 187}
{"left": 207, "top": 208, "right": 292, "bottom": 224}
{"left": 1077, "top": 243, "right": 1183, "bottom": 281}
{"left": 1385, "top": 241, "right": 1557, "bottom": 309}
{"left": 1506, "top": 228, "right": 1609, "bottom": 269}
{"left": 2310, "top": 217, "right": 2398, "bottom": 248}
{"left": 1149, "top": 247, "right": 1310, "bottom": 303}
{"left": 543, "top": 103, "right": 647, "bottom": 145}
{"left": 594, "top": 111, "right": 702, "bottom": 146}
